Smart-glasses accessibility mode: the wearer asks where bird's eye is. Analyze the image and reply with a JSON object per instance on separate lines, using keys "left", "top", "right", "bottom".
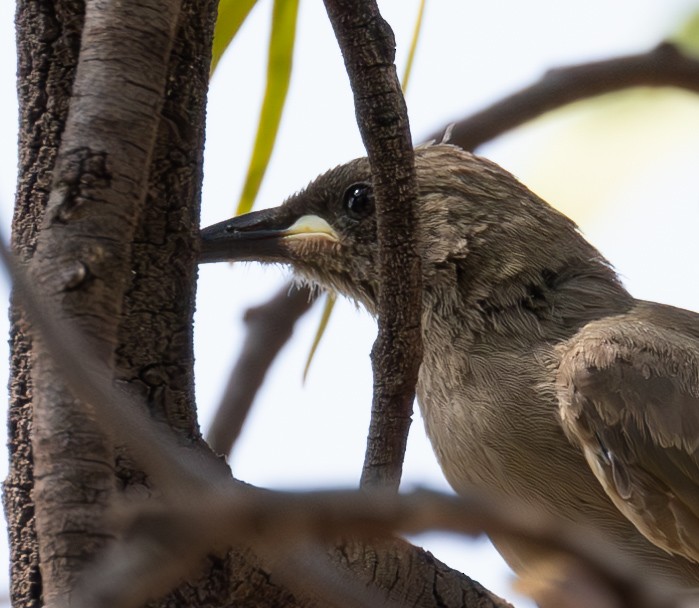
{"left": 342, "top": 183, "right": 374, "bottom": 220}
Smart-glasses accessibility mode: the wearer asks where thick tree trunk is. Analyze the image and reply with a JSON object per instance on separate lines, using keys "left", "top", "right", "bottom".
{"left": 8, "top": 1, "right": 86, "bottom": 603}
{"left": 7, "top": 0, "right": 224, "bottom": 603}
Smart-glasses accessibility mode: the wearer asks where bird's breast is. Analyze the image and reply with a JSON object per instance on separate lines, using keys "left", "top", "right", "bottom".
{"left": 416, "top": 336, "right": 604, "bottom": 514}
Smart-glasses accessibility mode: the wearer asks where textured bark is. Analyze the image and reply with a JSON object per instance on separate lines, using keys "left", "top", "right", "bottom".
{"left": 7, "top": 0, "right": 223, "bottom": 604}
{"left": 24, "top": 0, "right": 183, "bottom": 603}
{"left": 8, "top": 1, "right": 86, "bottom": 604}
{"left": 337, "top": 538, "right": 513, "bottom": 608}
{"left": 113, "top": 0, "right": 213, "bottom": 438}
{"left": 324, "top": 0, "right": 423, "bottom": 492}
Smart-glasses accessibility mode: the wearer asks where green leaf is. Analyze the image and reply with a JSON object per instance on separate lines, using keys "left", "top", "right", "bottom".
{"left": 672, "top": 8, "right": 699, "bottom": 58}
{"left": 235, "top": 0, "right": 300, "bottom": 216}
{"left": 401, "top": 0, "right": 427, "bottom": 92}
{"left": 211, "top": 0, "right": 258, "bottom": 77}
{"left": 303, "top": 292, "right": 336, "bottom": 384}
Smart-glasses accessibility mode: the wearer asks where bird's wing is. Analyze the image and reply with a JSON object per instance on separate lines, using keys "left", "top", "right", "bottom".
{"left": 556, "top": 303, "right": 699, "bottom": 563}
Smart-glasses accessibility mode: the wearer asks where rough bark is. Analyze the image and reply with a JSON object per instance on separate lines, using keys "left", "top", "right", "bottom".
{"left": 7, "top": 0, "right": 225, "bottom": 604}
{"left": 27, "top": 0, "right": 183, "bottom": 603}
{"left": 324, "top": 0, "right": 423, "bottom": 493}
{"left": 8, "top": 1, "right": 86, "bottom": 604}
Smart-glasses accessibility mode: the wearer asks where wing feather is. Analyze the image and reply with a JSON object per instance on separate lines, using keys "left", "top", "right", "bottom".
{"left": 556, "top": 303, "right": 699, "bottom": 563}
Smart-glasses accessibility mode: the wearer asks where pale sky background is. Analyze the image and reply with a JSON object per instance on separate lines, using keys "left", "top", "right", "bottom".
{"left": 3, "top": 1, "right": 699, "bottom": 606}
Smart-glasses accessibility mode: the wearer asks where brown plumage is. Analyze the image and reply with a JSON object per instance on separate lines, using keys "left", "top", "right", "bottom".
{"left": 200, "top": 144, "right": 699, "bottom": 591}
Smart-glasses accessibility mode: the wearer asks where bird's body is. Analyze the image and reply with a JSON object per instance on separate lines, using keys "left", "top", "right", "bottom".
{"left": 419, "top": 295, "right": 699, "bottom": 587}
{"left": 200, "top": 144, "right": 699, "bottom": 591}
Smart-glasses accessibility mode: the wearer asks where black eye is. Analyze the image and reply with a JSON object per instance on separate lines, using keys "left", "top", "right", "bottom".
{"left": 342, "top": 183, "right": 374, "bottom": 220}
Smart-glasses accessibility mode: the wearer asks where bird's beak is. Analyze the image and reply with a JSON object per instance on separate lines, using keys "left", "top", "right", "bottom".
{"left": 200, "top": 208, "right": 339, "bottom": 264}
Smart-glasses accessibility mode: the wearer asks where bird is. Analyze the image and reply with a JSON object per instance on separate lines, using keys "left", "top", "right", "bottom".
{"left": 200, "top": 143, "right": 699, "bottom": 592}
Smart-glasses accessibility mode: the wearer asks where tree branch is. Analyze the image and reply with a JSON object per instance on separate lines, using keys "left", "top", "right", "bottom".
{"left": 430, "top": 42, "right": 699, "bottom": 151}
{"left": 206, "top": 284, "right": 314, "bottom": 456}
{"left": 113, "top": 0, "right": 219, "bottom": 440}
{"left": 9, "top": 2, "right": 86, "bottom": 603}
{"left": 323, "top": 0, "right": 423, "bottom": 492}
{"left": 74, "top": 486, "right": 680, "bottom": 608}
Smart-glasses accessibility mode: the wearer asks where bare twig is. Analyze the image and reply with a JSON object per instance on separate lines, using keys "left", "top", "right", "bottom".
{"left": 75, "top": 486, "right": 681, "bottom": 608}
{"left": 206, "top": 283, "right": 314, "bottom": 456}
{"left": 430, "top": 42, "right": 699, "bottom": 151}
{"left": 324, "top": 0, "right": 423, "bottom": 492}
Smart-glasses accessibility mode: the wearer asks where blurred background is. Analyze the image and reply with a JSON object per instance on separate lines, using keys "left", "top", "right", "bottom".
{"left": 4, "top": 1, "right": 699, "bottom": 605}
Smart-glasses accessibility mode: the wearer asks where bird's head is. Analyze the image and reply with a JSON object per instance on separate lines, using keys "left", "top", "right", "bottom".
{"left": 200, "top": 144, "right": 602, "bottom": 316}
{"left": 200, "top": 152, "right": 381, "bottom": 308}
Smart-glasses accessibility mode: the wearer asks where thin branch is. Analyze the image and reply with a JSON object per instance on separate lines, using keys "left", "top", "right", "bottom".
{"left": 323, "top": 0, "right": 423, "bottom": 492}
{"left": 75, "top": 486, "right": 680, "bottom": 608}
{"left": 206, "top": 283, "right": 314, "bottom": 456}
{"left": 430, "top": 42, "right": 699, "bottom": 151}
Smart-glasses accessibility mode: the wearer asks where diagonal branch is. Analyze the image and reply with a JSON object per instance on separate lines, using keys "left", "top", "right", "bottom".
{"left": 431, "top": 42, "right": 699, "bottom": 151}
{"left": 75, "top": 486, "right": 681, "bottom": 608}
{"left": 206, "top": 284, "right": 314, "bottom": 456}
